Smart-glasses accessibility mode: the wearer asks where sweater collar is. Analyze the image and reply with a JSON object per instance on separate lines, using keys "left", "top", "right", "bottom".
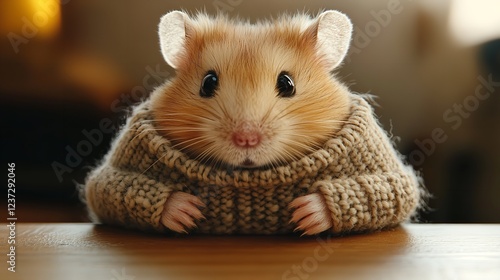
{"left": 135, "top": 94, "right": 370, "bottom": 187}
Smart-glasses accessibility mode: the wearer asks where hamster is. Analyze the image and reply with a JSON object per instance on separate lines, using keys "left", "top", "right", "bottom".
{"left": 150, "top": 10, "right": 353, "bottom": 235}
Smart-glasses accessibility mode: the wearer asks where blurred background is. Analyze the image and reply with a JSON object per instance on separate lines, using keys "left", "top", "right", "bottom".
{"left": 1, "top": 0, "right": 499, "bottom": 223}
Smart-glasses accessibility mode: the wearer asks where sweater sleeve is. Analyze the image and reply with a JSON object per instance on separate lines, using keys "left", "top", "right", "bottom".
{"left": 308, "top": 95, "right": 423, "bottom": 233}
{"left": 83, "top": 164, "right": 175, "bottom": 232}
{"left": 314, "top": 169, "right": 421, "bottom": 233}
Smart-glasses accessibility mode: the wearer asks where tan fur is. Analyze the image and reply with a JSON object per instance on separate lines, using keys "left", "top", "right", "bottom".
{"left": 151, "top": 12, "right": 351, "bottom": 167}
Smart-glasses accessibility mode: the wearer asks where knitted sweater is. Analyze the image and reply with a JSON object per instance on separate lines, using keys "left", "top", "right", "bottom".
{"left": 82, "top": 94, "right": 422, "bottom": 234}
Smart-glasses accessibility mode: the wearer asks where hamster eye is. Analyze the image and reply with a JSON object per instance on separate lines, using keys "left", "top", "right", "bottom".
{"left": 276, "top": 72, "right": 295, "bottom": 98}
{"left": 200, "top": 71, "right": 218, "bottom": 98}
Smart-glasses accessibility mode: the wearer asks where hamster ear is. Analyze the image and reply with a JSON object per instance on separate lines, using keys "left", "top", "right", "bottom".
{"left": 309, "top": 10, "right": 353, "bottom": 70}
{"left": 158, "top": 11, "right": 190, "bottom": 69}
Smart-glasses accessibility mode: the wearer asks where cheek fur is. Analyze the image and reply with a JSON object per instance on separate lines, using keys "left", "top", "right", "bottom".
{"left": 151, "top": 87, "right": 220, "bottom": 159}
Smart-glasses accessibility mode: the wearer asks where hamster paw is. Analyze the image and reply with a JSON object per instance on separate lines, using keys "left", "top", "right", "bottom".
{"left": 161, "top": 192, "right": 206, "bottom": 233}
{"left": 289, "top": 193, "right": 333, "bottom": 235}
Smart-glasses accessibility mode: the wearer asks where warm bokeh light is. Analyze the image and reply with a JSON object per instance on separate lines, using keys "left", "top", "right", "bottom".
{"left": 449, "top": 0, "right": 500, "bottom": 45}
{"left": 0, "top": 0, "right": 61, "bottom": 39}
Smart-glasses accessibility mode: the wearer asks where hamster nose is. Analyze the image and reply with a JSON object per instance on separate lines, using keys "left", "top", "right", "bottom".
{"left": 232, "top": 131, "right": 261, "bottom": 148}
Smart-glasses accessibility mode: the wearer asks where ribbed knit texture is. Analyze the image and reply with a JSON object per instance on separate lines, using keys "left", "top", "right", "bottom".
{"left": 82, "top": 94, "right": 422, "bottom": 234}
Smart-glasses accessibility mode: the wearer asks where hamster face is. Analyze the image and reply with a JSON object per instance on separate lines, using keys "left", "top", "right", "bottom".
{"left": 151, "top": 13, "right": 351, "bottom": 168}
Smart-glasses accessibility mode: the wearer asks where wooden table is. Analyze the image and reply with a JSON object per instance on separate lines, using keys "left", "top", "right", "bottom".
{"left": 1, "top": 223, "right": 499, "bottom": 280}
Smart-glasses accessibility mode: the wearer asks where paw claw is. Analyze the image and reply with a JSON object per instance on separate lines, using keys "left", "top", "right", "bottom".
{"left": 288, "top": 193, "right": 332, "bottom": 236}
{"left": 161, "top": 192, "right": 206, "bottom": 233}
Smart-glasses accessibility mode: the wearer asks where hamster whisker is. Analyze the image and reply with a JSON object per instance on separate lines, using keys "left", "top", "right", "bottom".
{"left": 160, "top": 127, "right": 214, "bottom": 132}
{"left": 270, "top": 100, "right": 299, "bottom": 122}
{"left": 287, "top": 123, "right": 343, "bottom": 128}
{"left": 261, "top": 97, "right": 281, "bottom": 124}
{"left": 168, "top": 134, "right": 214, "bottom": 145}
{"left": 152, "top": 119, "right": 215, "bottom": 124}
{"left": 265, "top": 147, "right": 289, "bottom": 170}
{"left": 211, "top": 154, "right": 227, "bottom": 171}
{"left": 194, "top": 144, "right": 220, "bottom": 165}
{"left": 275, "top": 141, "right": 303, "bottom": 163}
{"left": 155, "top": 114, "right": 218, "bottom": 123}
{"left": 192, "top": 105, "right": 225, "bottom": 121}
{"left": 271, "top": 99, "right": 320, "bottom": 121}
{"left": 197, "top": 144, "right": 232, "bottom": 171}
{"left": 157, "top": 111, "right": 219, "bottom": 119}
{"left": 153, "top": 119, "right": 218, "bottom": 128}
{"left": 282, "top": 137, "right": 321, "bottom": 154}
{"left": 124, "top": 128, "right": 173, "bottom": 144}
{"left": 262, "top": 156, "right": 279, "bottom": 173}
{"left": 139, "top": 152, "right": 169, "bottom": 177}
{"left": 213, "top": 97, "right": 232, "bottom": 121}
{"left": 136, "top": 119, "right": 155, "bottom": 123}
{"left": 124, "top": 124, "right": 208, "bottom": 134}
{"left": 125, "top": 128, "right": 158, "bottom": 145}
{"left": 157, "top": 107, "right": 220, "bottom": 121}
{"left": 287, "top": 125, "right": 344, "bottom": 132}
{"left": 170, "top": 136, "right": 217, "bottom": 153}
{"left": 273, "top": 100, "right": 345, "bottom": 122}
{"left": 127, "top": 128, "right": 171, "bottom": 132}
{"left": 291, "top": 119, "right": 350, "bottom": 124}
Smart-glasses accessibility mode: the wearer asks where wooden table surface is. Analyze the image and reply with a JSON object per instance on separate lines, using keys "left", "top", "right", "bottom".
{"left": 1, "top": 223, "right": 499, "bottom": 280}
